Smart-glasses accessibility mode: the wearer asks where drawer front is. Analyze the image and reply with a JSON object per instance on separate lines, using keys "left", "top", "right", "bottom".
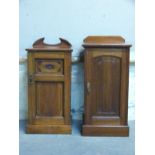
{"left": 35, "top": 59, "right": 64, "bottom": 75}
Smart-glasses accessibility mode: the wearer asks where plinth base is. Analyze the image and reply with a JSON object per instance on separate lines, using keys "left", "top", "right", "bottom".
{"left": 26, "top": 124, "right": 71, "bottom": 134}
{"left": 82, "top": 125, "right": 129, "bottom": 136}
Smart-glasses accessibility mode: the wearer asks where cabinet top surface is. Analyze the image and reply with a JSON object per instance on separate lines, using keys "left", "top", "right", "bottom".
{"left": 26, "top": 37, "right": 72, "bottom": 52}
{"left": 83, "top": 36, "right": 132, "bottom": 48}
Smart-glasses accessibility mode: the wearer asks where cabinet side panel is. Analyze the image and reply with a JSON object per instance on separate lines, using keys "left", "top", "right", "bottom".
{"left": 120, "top": 50, "right": 130, "bottom": 125}
{"left": 64, "top": 53, "right": 71, "bottom": 124}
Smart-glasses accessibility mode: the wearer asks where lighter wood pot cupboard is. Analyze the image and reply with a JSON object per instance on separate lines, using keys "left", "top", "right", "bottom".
{"left": 26, "top": 38, "right": 72, "bottom": 134}
{"left": 82, "top": 36, "right": 131, "bottom": 136}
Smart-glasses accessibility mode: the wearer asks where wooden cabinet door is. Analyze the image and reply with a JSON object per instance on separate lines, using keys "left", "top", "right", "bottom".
{"left": 84, "top": 48, "right": 129, "bottom": 126}
{"left": 28, "top": 52, "right": 71, "bottom": 125}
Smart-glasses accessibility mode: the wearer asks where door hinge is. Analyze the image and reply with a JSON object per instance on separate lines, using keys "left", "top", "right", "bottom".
{"left": 28, "top": 74, "right": 34, "bottom": 84}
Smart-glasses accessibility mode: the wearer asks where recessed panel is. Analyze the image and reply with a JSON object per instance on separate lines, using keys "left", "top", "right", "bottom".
{"left": 36, "top": 82, "right": 64, "bottom": 117}
{"left": 91, "top": 56, "right": 121, "bottom": 116}
{"left": 35, "top": 59, "right": 63, "bottom": 75}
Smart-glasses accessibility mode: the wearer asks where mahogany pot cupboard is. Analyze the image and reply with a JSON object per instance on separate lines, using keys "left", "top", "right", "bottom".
{"left": 26, "top": 38, "right": 72, "bottom": 134}
{"left": 82, "top": 36, "right": 131, "bottom": 136}
{"left": 26, "top": 36, "right": 131, "bottom": 136}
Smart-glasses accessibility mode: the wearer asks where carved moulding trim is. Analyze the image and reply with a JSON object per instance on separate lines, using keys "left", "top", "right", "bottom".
{"left": 20, "top": 56, "right": 135, "bottom": 64}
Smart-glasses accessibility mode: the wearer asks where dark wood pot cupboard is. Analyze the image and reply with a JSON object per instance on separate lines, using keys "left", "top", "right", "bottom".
{"left": 82, "top": 36, "right": 131, "bottom": 136}
{"left": 26, "top": 38, "right": 72, "bottom": 134}
{"left": 26, "top": 36, "right": 131, "bottom": 136}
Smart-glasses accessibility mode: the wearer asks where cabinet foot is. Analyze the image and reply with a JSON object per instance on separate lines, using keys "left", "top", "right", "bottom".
{"left": 82, "top": 125, "right": 129, "bottom": 136}
{"left": 26, "top": 124, "right": 72, "bottom": 134}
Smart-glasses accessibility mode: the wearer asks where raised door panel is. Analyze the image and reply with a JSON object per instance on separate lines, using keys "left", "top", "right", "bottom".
{"left": 91, "top": 56, "right": 121, "bottom": 117}
{"left": 36, "top": 82, "right": 64, "bottom": 117}
{"left": 28, "top": 53, "right": 66, "bottom": 125}
{"left": 31, "top": 81, "right": 65, "bottom": 125}
{"left": 85, "top": 50, "right": 123, "bottom": 125}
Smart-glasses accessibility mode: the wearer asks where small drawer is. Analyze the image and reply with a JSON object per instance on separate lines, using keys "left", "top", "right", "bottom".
{"left": 35, "top": 59, "right": 64, "bottom": 75}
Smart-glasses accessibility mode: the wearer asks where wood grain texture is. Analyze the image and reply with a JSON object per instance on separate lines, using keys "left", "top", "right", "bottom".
{"left": 84, "top": 51, "right": 92, "bottom": 125}
{"left": 82, "top": 36, "right": 131, "bottom": 136}
{"left": 26, "top": 38, "right": 72, "bottom": 51}
{"left": 91, "top": 55, "right": 121, "bottom": 117}
{"left": 83, "top": 36, "right": 131, "bottom": 48}
{"left": 82, "top": 125, "right": 129, "bottom": 136}
{"left": 26, "top": 124, "right": 71, "bottom": 134}
{"left": 35, "top": 59, "right": 64, "bottom": 75}
{"left": 64, "top": 52, "right": 71, "bottom": 124}
{"left": 84, "top": 36, "right": 125, "bottom": 44}
{"left": 26, "top": 38, "right": 72, "bottom": 134}
{"left": 27, "top": 52, "right": 36, "bottom": 123}
{"left": 32, "top": 37, "right": 71, "bottom": 49}
{"left": 36, "top": 82, "right": 63, "bottom": 117}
